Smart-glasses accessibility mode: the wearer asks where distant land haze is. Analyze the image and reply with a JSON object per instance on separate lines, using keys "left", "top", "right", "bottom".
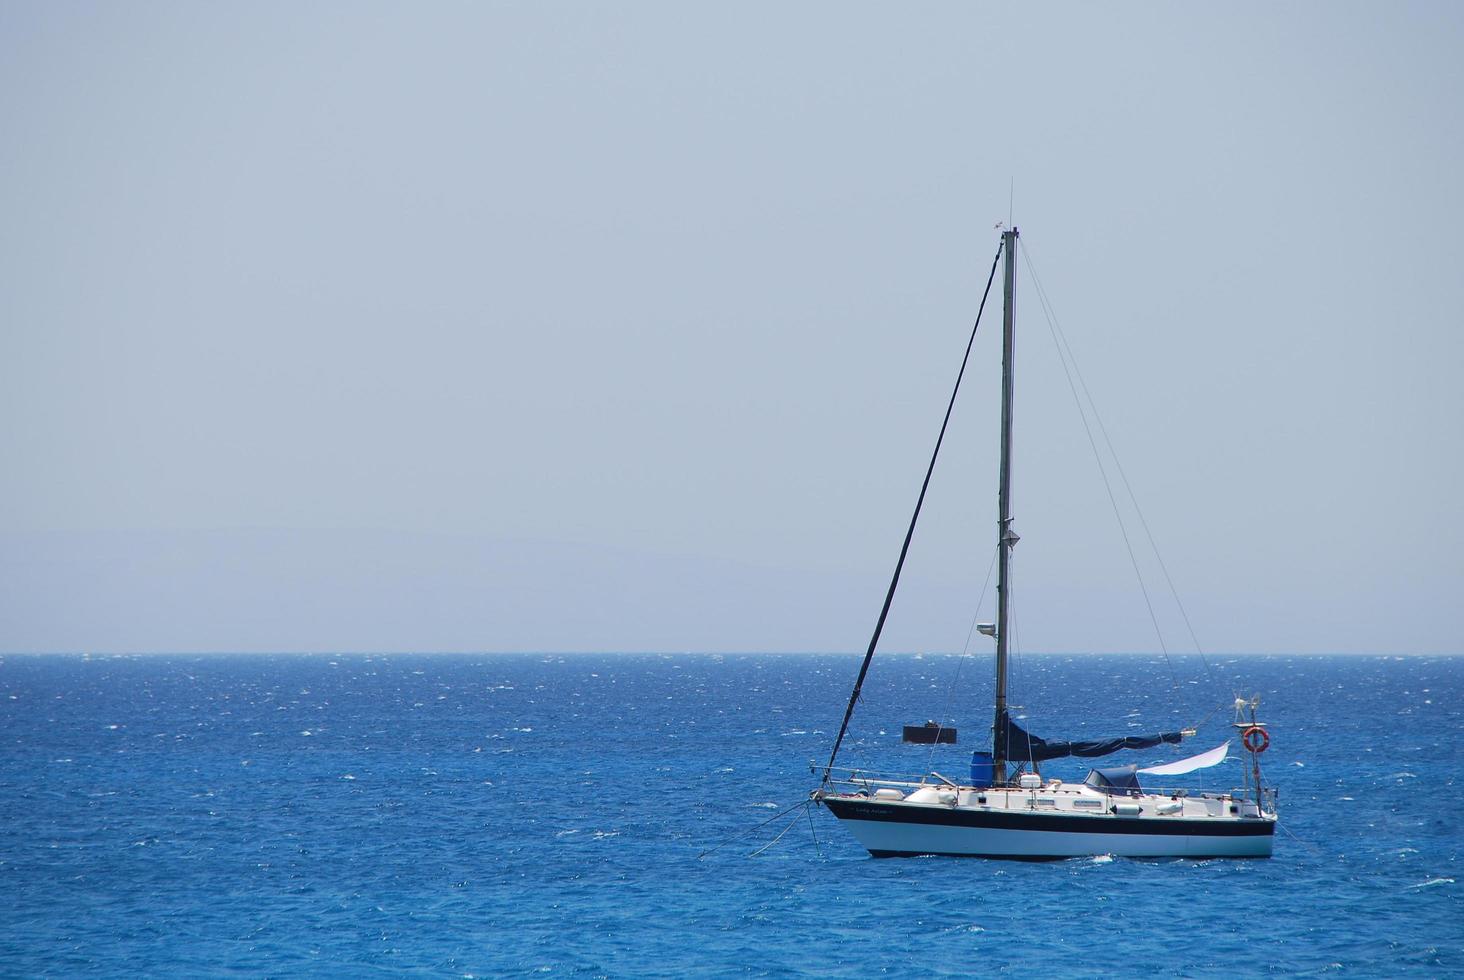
{"left": 0, "top": 527, "right": 1453, "bottom": 655}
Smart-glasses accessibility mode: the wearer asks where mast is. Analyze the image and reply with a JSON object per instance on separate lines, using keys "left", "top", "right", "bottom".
{"left": 992, "top": 227, "right": 1018, "bottom": 782}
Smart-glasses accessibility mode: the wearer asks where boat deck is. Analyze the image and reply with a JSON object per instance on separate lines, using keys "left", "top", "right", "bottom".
{"left": 816, "top": 779, "right": 1276, "bottom": 858}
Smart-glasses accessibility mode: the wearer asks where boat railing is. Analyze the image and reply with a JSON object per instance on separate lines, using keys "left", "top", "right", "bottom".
{"left": 818, "top": 766, "right": 1272, "bottom": 807}
{"left": 815, "top": 766, "right": 960, "bottom": 793}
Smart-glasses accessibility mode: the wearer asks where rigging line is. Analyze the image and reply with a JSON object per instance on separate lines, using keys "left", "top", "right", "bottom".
{"left": 924, "top": 547, "right": 1000, "bottom": 773}
{"left": 1275, "top": 819, "right": 1326, "bottom": 857}
{"left": 1188, "top": 699, "right": 1227, "bottom": 735}
{"left": 1008, "top": 558, "right": 1036, "bottom": 771}
{"left": 1006, "top": 551, "right": 1018, "bottom": 710}
{"left": 1020, "top": 240, "right": 1216, "bottom": 688}
{"left": 1017, "top": 243, "right": 1179, "bottom": 694}
{"left": 822, "top": 240, "right": 1005, "bottom": 780}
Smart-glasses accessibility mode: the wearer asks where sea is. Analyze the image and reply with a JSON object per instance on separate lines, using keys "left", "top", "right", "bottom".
{"left": 1, "top": 653, "right": 1459, "bottom": 977}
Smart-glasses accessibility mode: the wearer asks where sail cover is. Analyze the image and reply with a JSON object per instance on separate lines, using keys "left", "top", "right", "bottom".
{"left": 1138, "top": 741, "right": 1230, "bottom": 776}
{"left": 997, "top": 710, "right": 1184, "bottom": 763}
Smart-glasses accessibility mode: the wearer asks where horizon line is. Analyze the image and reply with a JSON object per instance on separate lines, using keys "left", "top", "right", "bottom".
{"left": 2, "top": 649, "right": 1458, "bottom": 658}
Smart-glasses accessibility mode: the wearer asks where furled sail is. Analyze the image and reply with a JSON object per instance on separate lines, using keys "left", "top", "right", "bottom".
{"left": 997, "top": 709, "right": 1184, "bottom": 763}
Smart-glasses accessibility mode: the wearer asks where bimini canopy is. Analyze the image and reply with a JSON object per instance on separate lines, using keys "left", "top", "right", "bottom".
{"left": 997, "top": 709, "right": 1184, "bottom": 764}
{"left": 1085, "top": 765, "right": 1142, "bottom": 794}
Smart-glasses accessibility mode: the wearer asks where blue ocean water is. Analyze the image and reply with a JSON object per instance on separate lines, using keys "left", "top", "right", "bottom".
{"left": 0, "top": 653, "right": 1459, "bottom": 976}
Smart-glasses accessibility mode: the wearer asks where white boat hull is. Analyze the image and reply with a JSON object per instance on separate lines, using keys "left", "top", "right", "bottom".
{"left": 822, "top": 797, "right": 1275, "bottom": 859}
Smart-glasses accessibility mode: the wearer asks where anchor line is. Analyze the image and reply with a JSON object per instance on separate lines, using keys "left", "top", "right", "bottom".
{"left": 696, "top": 799, "right": 810, "bottom": 860}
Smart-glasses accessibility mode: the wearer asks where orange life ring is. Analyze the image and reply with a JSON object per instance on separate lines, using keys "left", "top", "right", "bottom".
{"left": 1242, "top": 726, "right": 1270, "bottom": 753}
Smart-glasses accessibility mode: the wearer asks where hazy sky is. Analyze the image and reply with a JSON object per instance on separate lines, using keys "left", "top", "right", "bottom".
{"left": 2, "top": 2, "right": 1461, "bottom": 654}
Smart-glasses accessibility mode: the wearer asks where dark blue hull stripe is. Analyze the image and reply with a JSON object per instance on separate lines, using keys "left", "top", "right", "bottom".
{"left": 823, "top": 798, "right": 1274, "bottom": 838}
{"left": 867, "top": 850, "right": 1270, "bottom": 861}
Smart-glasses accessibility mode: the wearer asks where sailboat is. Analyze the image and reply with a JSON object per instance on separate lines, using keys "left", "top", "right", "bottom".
{"left": 811, "top": 227, "right": 1278, "bottom": 859}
